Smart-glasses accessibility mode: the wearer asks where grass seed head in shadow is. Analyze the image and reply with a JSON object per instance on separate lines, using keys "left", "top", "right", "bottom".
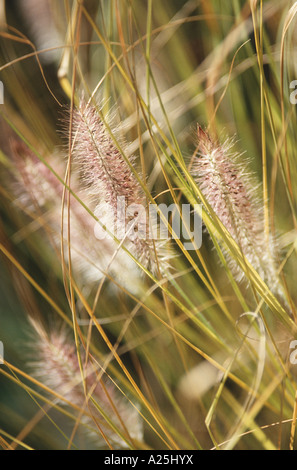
{"left": 28, "top": 320, "right": 143, "bottom": 449}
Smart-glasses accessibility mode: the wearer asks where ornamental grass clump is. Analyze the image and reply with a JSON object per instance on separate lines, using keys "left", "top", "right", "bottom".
{"left": 1, "top": 0, "right": 297, "bottom": 452}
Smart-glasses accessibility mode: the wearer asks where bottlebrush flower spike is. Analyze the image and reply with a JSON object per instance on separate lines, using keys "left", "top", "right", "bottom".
{"left": 71, "top": 100, "right": 141, "bottom": 208}
{"left": 191, "top": 126, "right": 283, "bottom": 297}
{"left": 71, "top": 98, "right": 170, "bottom": 275}
{"left": 29, "top": 320, "right": 143, "bottom": 449}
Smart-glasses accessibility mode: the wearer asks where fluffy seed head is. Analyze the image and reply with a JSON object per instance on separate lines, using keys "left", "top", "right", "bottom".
{"left": 71, "top": 99, "right": 171, "bottom": 276}
{"left": 29, "top": 320, "right": 143, "bottom": 449}
{"left": 9, "top": 138, "right": 145, "bottom": 291}
{"left": 192, "top": 127, "right": 283, "bottom": 297}
{"left": 72, "top": 100, "right": 142, "bottom": 208}
{"left": 10, "top": 140, "right": 64, "bottom": 210}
